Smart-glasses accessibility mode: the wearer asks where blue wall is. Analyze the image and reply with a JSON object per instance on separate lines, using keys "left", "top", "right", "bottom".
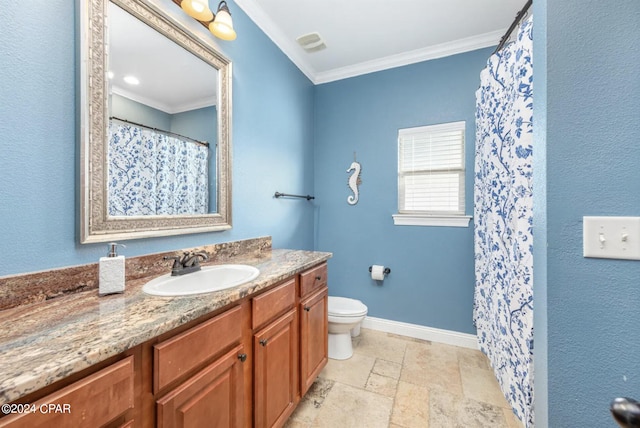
{"left": 111, "top": 93, "right": 172, "bottom": 130}
{"left": 4, "top": 1, "right": 640, "bottom": 425}
{"left": 111, "top": 94, "right": 218, "bottom": 145}
{"left": 172, "top": 106, "right": 217, "bottom": 146}
{"left": 0, "top": 0, "right": 315, "bottom": 276}
{"left": 537, "top": 1, "right": 640, "bottom": 426}
{"left": 314, "top": 48, "right": 493, "bottom": 334}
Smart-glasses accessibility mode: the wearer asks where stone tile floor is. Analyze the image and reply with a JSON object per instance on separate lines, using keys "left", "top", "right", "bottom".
{"left": 285, "top": 328, "right": 524, "bottom": 428}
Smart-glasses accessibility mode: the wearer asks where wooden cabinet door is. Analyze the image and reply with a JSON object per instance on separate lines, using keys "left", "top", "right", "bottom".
{"left": 299, "top": 287, "right": 328, "bottom": 396}
{"left": 253, "top": 310, "right": 298, "bottom": 428}
{"left": 0, "top": 357, "right": 134, "bottom": 428}
{"left": 156, "top": 345, "right": 246, "bottom": 428}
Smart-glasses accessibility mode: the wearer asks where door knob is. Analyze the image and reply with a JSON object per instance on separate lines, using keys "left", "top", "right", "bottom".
{"left": 238, "top": 353, "right": 247, "bottom": 362}
{"left": 611, "top": 397, "right": 640, "bottom": 428}
{"left": 259, "top": 339, "right": 268, "bottom": 347}
{"left": 304, "top": 306, "right": 311, "bottom": 312}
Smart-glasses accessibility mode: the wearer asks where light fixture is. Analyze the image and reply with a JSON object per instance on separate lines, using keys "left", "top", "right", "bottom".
{"left": 180, "top": 0, "right": 213, "bottom": 22}
{"left": 209, "top": 2, "right": 236, "bottom": 41}
{"left": 173, "top": 0, "right": 237, "bottom": 41}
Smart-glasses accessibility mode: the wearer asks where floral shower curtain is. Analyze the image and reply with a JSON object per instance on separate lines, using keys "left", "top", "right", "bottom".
{"left": 473, "top": 15, "right": 534, "bottom": 427}
{"left": 108, "top": 121, "right": 209, "bottom": 216}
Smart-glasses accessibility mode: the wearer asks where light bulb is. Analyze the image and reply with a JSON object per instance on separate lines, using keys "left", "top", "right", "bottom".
{"left": 181, "top": 0, "right": 213, "bottom": 22}
{"left": 209, "top": 3, "right": 236, "bottom": 40}
{"left": 191, "top": 1, "right": 205, "bottom": 13}
{"left": 123, "top": 75, "right": 139, "bottom": 85}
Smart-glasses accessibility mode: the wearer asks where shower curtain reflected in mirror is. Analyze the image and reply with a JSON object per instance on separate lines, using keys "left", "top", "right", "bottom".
{"left": 108, "top": 120, "right": 209, "bottom": 216}
{"left": 474, "top": 15, "right": 534, "bottom": 428}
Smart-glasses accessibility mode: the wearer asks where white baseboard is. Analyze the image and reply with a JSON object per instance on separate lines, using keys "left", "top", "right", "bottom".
{"left": 361, "top": 316, "right": 479, "bottom": 350}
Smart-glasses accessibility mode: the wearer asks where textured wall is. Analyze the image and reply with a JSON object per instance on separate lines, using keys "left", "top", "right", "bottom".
{"left": 0, "top": 0, "right": 315, "bottom": 276}
{"left": 540, "top": 1, "right": 640, "bottom": 426}
{"left": 313, "top": 49, "right": 493, "bottom": 334}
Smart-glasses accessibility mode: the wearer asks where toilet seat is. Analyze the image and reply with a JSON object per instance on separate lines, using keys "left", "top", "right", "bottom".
{"left": 328, "top": 296, "right": 367, "bottom": 317}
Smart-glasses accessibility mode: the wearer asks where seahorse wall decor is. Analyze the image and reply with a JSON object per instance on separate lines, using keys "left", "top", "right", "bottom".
{"left": 347, "top": 158, "right": 362, "bottom": 205}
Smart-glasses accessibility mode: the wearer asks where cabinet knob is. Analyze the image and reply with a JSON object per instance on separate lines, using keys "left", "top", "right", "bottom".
{"left": 304, "top": 306, "right": 311, "bottom": 312}
{"left": 259, "top": 339, "right": 268, "bottom": 347}
{"left": 238, "top": 353, "right": 247, "bottom": 362}
{"left": 315, "top": 275, "right": 322, "bottom": 281}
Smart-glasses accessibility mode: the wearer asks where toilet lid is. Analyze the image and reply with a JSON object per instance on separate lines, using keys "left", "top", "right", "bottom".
{"left": 328, "top": 296, "right": 368, "bottom": 316}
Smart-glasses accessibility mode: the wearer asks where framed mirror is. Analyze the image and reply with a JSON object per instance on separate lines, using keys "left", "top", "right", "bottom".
{"left": 79, "top": 0, "right": 232, "bottom": 243}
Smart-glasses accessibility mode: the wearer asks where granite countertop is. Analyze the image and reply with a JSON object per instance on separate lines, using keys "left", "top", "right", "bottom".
{"left": 0, "top": 248, "right": 331, "bottom": 404}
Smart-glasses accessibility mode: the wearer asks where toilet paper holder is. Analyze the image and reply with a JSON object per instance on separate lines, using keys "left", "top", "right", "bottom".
{"left": 369, "top": 266, "right": 391, "bottom": 275}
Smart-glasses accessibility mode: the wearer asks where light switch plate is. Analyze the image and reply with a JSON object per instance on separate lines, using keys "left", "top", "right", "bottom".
{"left": 583, "top": 216, "right": 640, "bottom": 260}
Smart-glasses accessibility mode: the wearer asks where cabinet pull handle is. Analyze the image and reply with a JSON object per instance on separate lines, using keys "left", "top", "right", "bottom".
{"left": 259, "top": 339, "right": 268, "bottom": 347}
{"left": 304, "top": 306, "right": 311, "bottom": 312}
{"left": 238, "top": 353, "right": 247, "bottom": 362}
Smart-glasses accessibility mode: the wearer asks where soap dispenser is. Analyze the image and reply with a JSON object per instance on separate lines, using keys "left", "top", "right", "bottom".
{"left": 99, "top": 243, "right": 126, "bottom": 296}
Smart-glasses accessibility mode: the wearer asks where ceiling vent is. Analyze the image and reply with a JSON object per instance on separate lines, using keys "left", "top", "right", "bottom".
{"left": 296, "top": 32, "right": 326, "bottom": 53}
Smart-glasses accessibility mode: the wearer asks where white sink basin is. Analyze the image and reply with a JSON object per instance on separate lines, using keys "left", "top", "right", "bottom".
{"left": 142, "top": 264, "right": 260, "bottom": 296}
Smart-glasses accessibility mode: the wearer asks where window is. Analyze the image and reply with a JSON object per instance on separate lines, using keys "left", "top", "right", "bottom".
{"left": 394, "top": 121, "right": 471, "bottom": 227}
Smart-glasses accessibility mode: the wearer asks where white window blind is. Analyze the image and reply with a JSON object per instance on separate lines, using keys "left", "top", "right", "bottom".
{"left": 398, "top": 121, "right": 465, "bottom": 216}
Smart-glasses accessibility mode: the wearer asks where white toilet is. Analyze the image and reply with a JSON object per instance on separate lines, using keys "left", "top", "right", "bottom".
{"left": 327, "top": 296, "right": 368, "bottom": 360}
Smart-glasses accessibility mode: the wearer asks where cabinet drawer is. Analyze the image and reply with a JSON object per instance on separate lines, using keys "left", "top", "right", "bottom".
{"left": 0, "top": 356, "right": 134, "bottom": 428}
{"left": 252, "top": 278, "right": 296, "bottom": 329}
{"left": 154, "top": 305, "right": 242, "bottom": 393}
{"left": 300, "top": 263, "right": 327, "bottom": 297}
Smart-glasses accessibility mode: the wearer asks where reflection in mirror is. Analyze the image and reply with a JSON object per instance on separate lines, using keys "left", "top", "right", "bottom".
{"left": 80, "top": 0, "right": 232, "bottom": 243}
{"left": 108, "top": 2, "right": 218, "bottom": 215}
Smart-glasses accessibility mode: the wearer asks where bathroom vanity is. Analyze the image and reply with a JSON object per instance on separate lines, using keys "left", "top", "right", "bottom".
{"left": 0, "top": 245, "right": 330, "bottom": 428}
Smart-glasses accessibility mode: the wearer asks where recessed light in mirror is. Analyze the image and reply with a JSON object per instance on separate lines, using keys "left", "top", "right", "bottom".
{"left": 123, "top": 75, "right": 139, "bottom": 85}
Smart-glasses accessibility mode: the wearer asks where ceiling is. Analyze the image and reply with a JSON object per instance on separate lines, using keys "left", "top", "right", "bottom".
{"left": 109, "top": 2, "right": 218, "bottom": 114}
{"left": 234, "top": 0, "right": 527, "bottom": 84}
{"left": 108, "top": 0, "right": 527, "bottom": 111}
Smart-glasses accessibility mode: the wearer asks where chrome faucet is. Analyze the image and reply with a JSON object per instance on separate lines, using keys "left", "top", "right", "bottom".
{"left": 163, "top": 251, "right": 209, "bottom": 276}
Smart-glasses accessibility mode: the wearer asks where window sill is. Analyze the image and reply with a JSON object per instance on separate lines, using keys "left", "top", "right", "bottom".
{"left": 392, "top": 214, "right": 472, "bottom": 228}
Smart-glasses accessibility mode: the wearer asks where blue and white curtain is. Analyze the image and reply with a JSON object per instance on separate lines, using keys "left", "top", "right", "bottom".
{"left": 473, "top": 15, "right": 534, "bottom": 427}
{"left": 108, "top": 121, "right": 209, "bottom": 216}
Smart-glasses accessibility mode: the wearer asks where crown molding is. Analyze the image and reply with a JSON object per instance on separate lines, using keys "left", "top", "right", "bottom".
{"left": 233, "top": 0, "right": 317, "bottom": 82}
{"left": 112, "top": 86, "right": 216, "bottom": 114}
{"left": 314, "top": 29, "right": 504, "bottom": 84}
{"left": 235, "top": 0, "right": 503, "bottom": 85}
